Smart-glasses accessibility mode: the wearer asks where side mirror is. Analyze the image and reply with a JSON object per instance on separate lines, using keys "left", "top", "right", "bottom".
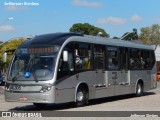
{"left": 63, "top": 51, "right": 68, "bottom": 62}
{"left": 3, "top": 52, "right": 7, "bottom": 62}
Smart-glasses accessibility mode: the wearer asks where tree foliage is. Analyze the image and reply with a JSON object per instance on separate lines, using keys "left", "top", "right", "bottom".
{"left": 0, "top": 38, "right": 25, "bottom": 73}
{"left": 69, "top": 23, "right": 109, "bottom": 37}
{"left": 112, "top": 36, "right": 119, "bottom": 39}
{"left": 139, "top": 24, "right": 160, "bottom": 45}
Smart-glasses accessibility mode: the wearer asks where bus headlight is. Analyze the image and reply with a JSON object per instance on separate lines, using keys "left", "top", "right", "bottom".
{"left": 5, "top": 84, "right": 10, "bottom": 91}
{"left": 5, "top": 86, "right": 9, "bottom": 91}
{"left": 40, "top": 86, "right": 52, "bottom": 92}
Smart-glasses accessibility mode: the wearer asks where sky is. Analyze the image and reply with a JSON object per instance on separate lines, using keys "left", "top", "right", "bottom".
{"left": 0, "top": 0, "right": 160, "bottom": 42}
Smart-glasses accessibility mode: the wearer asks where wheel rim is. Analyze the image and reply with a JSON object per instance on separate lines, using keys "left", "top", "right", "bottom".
{"left": 137, "top": 84, "right": 142, "bottom": 95}
{"left": 77, "top": 91, "right": 84, "bottom": 102}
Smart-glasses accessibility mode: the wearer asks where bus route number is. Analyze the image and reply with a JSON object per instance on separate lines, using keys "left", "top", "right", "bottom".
{"left": 10, "top": 85, "right": 21, "bottom": 91}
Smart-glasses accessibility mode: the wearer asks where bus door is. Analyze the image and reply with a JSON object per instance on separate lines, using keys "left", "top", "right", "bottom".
{"left": 119, "top": 47, "right": 130, "bottom": 94}
{"left": 94, "top": 45, "right": 106, "bottom": 88}
{"left": 107, "top": 47, "right": 121, "bottom": 96}
{"left": 108, "top": 71, "right": 121, "bottom": 96}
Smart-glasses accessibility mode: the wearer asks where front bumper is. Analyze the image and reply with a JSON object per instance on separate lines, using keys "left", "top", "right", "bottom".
{"left": 5, "top": 86, "right": 56, "bottom": 103}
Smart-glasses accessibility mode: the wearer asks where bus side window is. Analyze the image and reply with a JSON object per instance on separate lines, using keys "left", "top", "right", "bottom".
{"left": 75, "top": 43, "right": 92, "bottom": 70}
{"left": 107, "top": 47, "right": 119, "bottom": 70}
{"left": 150, "top": 50, "right": 156, "bottom": 69}
{"left": 141, "top": 50, "right": 150, "bottom": 69}
{"left": 129, "top": 49, "right": 142, "bottom": 69}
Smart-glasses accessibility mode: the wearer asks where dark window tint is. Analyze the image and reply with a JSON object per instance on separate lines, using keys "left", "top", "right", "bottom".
{"left": 74, "top": 43, "right": 92, "bottom": 70}
{"left": 141, "top": 50, "right": 151, "bottom": 69}
{"left": 150, "top": 50, "right": 156, "bottom": 69}
{"left": 129, "top": 49, "right": 155, "bottom": 70}
{"left": 94, "top": 45, "right": 105, "bottom": 69}
{"left": 107, "top": 47, "right": 119, "bottom": 70}
{"left": 129, "top": 49, "right": 142, "bottom": 69}
{"left": 57, "top": 42, "right": 74, "bottom": 79}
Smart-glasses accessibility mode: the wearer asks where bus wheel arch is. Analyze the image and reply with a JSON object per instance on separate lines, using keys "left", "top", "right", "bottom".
{"left": 135, "top": 79, "right": 144, "bottom": 97}
{"left": 75, "top": 82, "right": 89, "bottom": 107}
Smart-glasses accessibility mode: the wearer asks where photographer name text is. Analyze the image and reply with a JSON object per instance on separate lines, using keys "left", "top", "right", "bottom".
{"left": 4, "top": 2, "right": 39, "bottom": 6}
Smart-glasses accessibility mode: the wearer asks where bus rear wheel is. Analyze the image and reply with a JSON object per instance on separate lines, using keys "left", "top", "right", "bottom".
{"left": 75, "top": 87, "right": 88, "bottom": 107}
{"left": 135, "top": 82, "right": 143, "bottom": 97}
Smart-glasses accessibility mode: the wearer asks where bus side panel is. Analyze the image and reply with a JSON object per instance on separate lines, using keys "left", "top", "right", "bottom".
{"left": 119, "top": 70, "right": 131, "bottom": 95}
{"left": 95, "top": 88, "right": 108, "bottom": 98}
{"left": 54, "top": 71, "right": 96, "bottom": 104}
{"left": 130, "top": 70, "right": 152, "bottom": 93}
{"left": 55, "top": 88, "right": 75, "bottom": 103}
{"left": 94, "top": 71, "right": 110, "bottom": 98}
{"left": 151, "top": 64, "right": 157, "bottom": 89}
{"left": 54, "top": 75, "right": 76, "bottom": 103}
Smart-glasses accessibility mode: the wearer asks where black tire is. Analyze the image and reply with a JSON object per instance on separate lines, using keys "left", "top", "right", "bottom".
{"left": 135, "top": 82, "right": 143, "bottom": 97}
{"left": 75, "top": 87, "right": 88, "bottom": 107}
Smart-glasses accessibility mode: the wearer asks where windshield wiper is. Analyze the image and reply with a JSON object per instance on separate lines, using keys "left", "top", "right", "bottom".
{"left": 25, "top": 55, "right": 38, "bottom": 82}
{"left": 12, "top": 74, "right": 22, "bottom": 82}
{"left": 33, "top": 71, "right": 38, "bottom": 82}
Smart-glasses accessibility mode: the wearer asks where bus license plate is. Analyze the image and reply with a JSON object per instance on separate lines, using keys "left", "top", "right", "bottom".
{"left": 20, "top": 96, "right": 28, "bottom": 101}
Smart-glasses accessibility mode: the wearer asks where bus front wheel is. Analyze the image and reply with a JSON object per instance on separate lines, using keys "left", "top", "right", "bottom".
{"left": 135, "top": 82, "right": 143, "bottom": 97}
{"left": 75, "top": 87, "right": 88, "bottom": 107}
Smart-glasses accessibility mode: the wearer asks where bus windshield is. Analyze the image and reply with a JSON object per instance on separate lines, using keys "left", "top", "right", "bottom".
{"left": 8, "top": 46, "right": 60, "bottom": 81}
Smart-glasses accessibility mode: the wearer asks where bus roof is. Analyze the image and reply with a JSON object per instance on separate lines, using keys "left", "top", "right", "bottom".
{"left": 81, "top": 35, "right": 153, "bottom": 50}
{"left": 19, "top": 32, "right": 153, "bottom": 50}
{"left": 19, "top": 32, "right": 83, "bottom": 47}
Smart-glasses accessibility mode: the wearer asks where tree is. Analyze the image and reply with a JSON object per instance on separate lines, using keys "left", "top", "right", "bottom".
{"left": 69, "top": 23, "right": 110, "bottom": 38}
{"left": 113, "top": 36, "right": 119, "bottom": 39}
{"left": 139, "top": 24, "right": 160, "bottom": 45}
{"left": 0, "top": 38, "right": 25, "bottom": 74}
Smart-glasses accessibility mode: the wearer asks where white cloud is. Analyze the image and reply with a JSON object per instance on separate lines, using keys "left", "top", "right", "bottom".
{"left": 0, "top": 25, "right": 15, "bottom": 31}
{"left": 97, "top": 16, "right": 126, "bottom": 25}
{"left": 72, "top": 0, "right": 102, "bottom": 8}
{"left": 130, "top": 15, "right": 142, "bottom": 22}
{"left": 4, "top": 6, "right": 29, "bottom": 11}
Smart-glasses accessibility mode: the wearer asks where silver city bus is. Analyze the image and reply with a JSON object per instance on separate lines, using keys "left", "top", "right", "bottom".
{"left": 5, "top": 32, "right": 157, "bottom": 107}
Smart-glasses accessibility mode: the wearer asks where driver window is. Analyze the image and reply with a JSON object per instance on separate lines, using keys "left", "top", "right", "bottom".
{"left": 57, "top": 43, "right": 74, "bottom": 79}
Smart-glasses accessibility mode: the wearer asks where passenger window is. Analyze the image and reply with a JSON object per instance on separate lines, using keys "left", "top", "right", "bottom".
{"left": 141, "top": 50, "right": 150, "bottom": 69}
{"left": 94, "top": 45, "right": 105, "bottom": 69}
{"left": 129, "top": 49, "right": 142, "bottom": 69}
{"left": 107, "top": 47, "right": 119, "bottom": 70}
{"left": 150, "top": 51, "right": 156, "bottom": 69}
{"left": 119, "top": 47, "right": 128, "bottom": 70}
{"left": 129, "top": 49, "right": 155, "bottom": 70}
{"left": 75, "top": 43, "right": 92, "bottom": 70}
